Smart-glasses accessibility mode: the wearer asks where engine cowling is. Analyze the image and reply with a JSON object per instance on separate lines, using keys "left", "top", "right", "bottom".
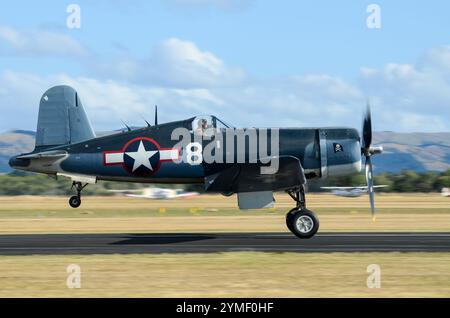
{"left": 319, "top": 128, "right": 362, "bottom": 178}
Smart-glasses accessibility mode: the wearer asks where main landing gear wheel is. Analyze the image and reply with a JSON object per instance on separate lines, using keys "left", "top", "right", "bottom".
{"left": 69, "top": 181, "right": 88, "bottom": 208}
{"left": 286, "top": 209, "right": 319, "bottom": 239}
{"left": 286, "top": 186, "right": 320, "bottom": 239}
{"left": 285, "top": 208, "right": 297, "bottom": 233}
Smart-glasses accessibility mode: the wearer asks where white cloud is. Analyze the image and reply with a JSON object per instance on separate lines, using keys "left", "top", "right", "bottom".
{"left": 94, "top": 37, "right": 245, "bottom": 88}
{"left": 151, "top": 37, "right": 245, "bottom": 87}
{"left": 0, "top": 26, "right": 88, "bottom": 58}
{"left": 0, "top": 68, "right": 364, "bottom": 132}
{"left": 359, "top": 45, "right": 450, "bottom": 131}
{"left": 0, "top": 70, "right": 229, "bottom": 131}
{"left": 1, "top": 38, "right": 450, "bottom": 133}
{"left": 419, "top": 45, "right": 450, "bottom": 76}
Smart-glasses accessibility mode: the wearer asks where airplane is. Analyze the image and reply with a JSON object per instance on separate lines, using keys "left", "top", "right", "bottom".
{"left": 108, "top": 187, "right": 199, "bottom": 200}
{"left": 321, "top": 185, "right": 388, "bottom": 197}
{"left": 9, "top": 85, "right": 383, "bottom": 239}
{"left": 442, "top": 187, "right": 450, "bottom": 197}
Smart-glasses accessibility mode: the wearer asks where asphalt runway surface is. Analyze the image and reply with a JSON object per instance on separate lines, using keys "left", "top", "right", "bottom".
{"left": 0, "top": 232, "right": 449, "bottom": 255}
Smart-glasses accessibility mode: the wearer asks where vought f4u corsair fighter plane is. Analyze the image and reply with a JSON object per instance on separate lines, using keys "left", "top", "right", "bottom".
{"left": 9, "top": 85, "right": 383, "bottom": 238}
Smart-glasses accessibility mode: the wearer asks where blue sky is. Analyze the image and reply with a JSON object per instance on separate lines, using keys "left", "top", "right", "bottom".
{"left": 0, "top": 0, "right": 449, "bottom": 132}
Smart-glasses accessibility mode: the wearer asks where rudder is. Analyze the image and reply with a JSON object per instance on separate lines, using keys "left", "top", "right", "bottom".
{"left": 35, "top": 85, "right": 96, "bottom": 149}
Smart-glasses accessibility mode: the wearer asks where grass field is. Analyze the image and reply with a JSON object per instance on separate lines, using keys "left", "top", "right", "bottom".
{"left": 0, "top": 193, "right": 449, "bottom": 234}
{"left": 0, "top": 193, "right": 449, "bottom": 297}
{"left": 0, "top": 252, "right": 449, "bottom": 297}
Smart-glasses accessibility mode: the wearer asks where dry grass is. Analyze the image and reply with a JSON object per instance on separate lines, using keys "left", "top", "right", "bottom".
{"left": 0, "top": 252, "right": 449, "bottom": 297}
{"left": 1, "top": 193, "right": 449, "bottom": 213}
{"left": 0, "top": 193, "right": 448, "bottom": 234}
{"left": 1, "top": 214, "right": 450, "bottom": 234}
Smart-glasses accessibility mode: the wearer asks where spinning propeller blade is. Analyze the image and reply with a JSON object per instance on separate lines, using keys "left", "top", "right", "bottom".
{"left": 362, "top": 102, "right": 372, "bottom": 154}
{"left": 362, "top": 103, "right": 382, "bottom": 222}
{"left": 365, "top": 155, "right": 376, "bottom": 221}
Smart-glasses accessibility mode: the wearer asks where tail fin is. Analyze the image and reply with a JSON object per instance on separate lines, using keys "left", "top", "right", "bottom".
{"left": 35, "top": 85, "right": 96, "bottom": 149}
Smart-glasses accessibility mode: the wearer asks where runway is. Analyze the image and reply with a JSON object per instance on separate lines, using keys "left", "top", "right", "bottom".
{"left": 0, "top": 232, "right": 449, "bottom": 255}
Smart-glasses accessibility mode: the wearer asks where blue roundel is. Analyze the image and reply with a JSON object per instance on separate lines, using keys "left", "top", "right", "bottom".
{"left": 123, "top": 138, "right": 161, "bottom": 176}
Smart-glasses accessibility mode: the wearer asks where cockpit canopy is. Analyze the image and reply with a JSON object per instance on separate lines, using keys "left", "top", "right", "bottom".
{"left": 191, "top": 115, "right": 232, "bottom": 136}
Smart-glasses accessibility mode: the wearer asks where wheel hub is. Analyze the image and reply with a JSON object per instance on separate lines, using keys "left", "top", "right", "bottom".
{"left": 296, "top": 215, "right": 314, "bottom": 233}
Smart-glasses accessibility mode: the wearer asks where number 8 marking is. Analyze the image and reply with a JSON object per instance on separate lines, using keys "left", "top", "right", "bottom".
{"left": 186, "top": 142, "right": 202, "bottom": 165}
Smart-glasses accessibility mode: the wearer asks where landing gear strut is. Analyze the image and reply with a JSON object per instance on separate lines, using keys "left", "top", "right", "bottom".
{"left": 285, "top": 185, "right": 319, "bottom": 239}
{"left": 69, "top": 182, "right": 87, "bottom": 208}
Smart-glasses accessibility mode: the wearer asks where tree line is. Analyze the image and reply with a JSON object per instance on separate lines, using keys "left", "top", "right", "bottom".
{"left": 307, "top": 169, "right": 450, "bottom": 193}
{"left": 0, "top": 169, "right": 449, "bottom": 196}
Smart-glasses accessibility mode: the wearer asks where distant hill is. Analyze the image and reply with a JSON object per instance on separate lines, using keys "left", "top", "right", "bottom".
{"left": 0, "top": 130, "right": 449, "bottom": 174}
{"left": 0, "top": 130, "right": 35, "bottom": 173}
{"left": 372, "top": 132, "right": 450, "bottom": 173}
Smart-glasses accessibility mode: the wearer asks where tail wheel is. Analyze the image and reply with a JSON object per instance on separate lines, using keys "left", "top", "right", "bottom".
{"left": 69, "top": 182, "right": 88, "bottom": 208}
{"left": 287, "top": 209, "right": 319, "bottom": 239}
{"left": 69, "top": 196, "right": 81, "bottom": 208}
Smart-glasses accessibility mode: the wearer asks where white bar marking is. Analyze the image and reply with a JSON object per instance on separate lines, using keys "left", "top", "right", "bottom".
{"left": 105, "top": 152, "right": 124, "bottom": 164}
{"left": 160, "top": 149, "right": 178, "bottom": 161}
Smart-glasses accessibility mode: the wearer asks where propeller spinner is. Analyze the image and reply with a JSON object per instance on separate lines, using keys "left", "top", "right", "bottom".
{"left": 362, "top": 104, "right": 383, "bottom": 222}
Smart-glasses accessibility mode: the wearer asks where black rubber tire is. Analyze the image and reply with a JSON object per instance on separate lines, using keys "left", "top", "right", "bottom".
{"left": 69, "top": 196, "right": 81, "bottom": 208}
{"left": 287, "top": 209, "right": 319, "bottom": 239}
{"left": 285, "top": 208, "right": 298, "bottom": 233}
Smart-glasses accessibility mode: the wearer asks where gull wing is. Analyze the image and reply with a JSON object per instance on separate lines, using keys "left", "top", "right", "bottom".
{"left": 205, "top": 156, "right": 306, "bottom": 194}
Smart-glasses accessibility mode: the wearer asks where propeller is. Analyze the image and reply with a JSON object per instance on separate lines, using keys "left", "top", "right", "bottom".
{"left": 361, "top": 103, "right": 383, "bottom": 222}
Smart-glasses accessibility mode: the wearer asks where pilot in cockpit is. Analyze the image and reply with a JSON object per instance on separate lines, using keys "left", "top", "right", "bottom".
{"left": 195, "top": 118, "right": 208, "bottom": 135}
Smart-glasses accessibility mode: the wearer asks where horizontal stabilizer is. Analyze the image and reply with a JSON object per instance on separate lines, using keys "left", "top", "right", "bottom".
{"left": 17, "top": 150, "right": 67, "bottom": 160}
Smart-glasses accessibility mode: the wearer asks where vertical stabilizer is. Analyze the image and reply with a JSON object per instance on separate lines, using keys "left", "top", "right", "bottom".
{"left": 35, "top": 85, "right": 95, "bottom": 148}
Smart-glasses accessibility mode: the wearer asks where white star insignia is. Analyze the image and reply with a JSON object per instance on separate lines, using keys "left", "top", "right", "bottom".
{"left": 125, "top": 141, "right": 158, "bottom": 172}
